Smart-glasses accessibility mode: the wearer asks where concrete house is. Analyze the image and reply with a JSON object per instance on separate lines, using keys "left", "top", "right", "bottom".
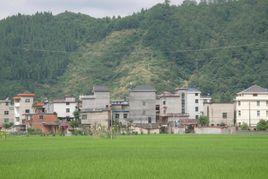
{"left": 13, "top": 93, "right": 35, "bottom": 131}
{"left": 235, "top": 85, "right": 268, "bottom": 127}
{"left": 111, "top": 100, "right": 129, "bottom": 125}
{"left": 0, "top": 98, "right": 14, "bottom": 126}
{"left": 176, "top": 88, "right": 206, "bottom": 120}
{"left": 129, "top": 85, "right": 156, "bottom": 124}
{"left": 51, "top": 97, "right": 77, "bottom": 120}
{"left": 159, "top": 92, "right": 181, "bottom": 124}
{"left": 80, "top": 86, "right": 111, "bottom": 128}
{"left": 203, "top": 103, "right": 235, "bottom": 127}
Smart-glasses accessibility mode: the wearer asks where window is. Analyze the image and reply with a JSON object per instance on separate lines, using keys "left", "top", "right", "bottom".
{"left": 195, "top": 93, "right": 199, "bottom": 96}
{"left": 238, "top": 101, "right": 241, "bottom": 106}
{"left": 222, "top": 113, "right": 227, "bottom": 119}
{"left": 115, "top": 114, "right": 120, "bottom": 119}
{"left": 66, "top": 108, "right": 70, "bottom": 113}
{"left": 82, "top": 115, "right": 87, "bottom": 120}
{"left": 5, "top": 102, "right": 9, "bottom": 106}
{"left": 266, "top": 111, "right": 268, "bottom": 117}
{"left": 238, "top": 111, "right": 241, "bottom": 116}
{"left": 195, "top": 99, "right": 199, "bottom": 104}
{"left": 4, "top": 118, "right": 9, "bottom": 123}
{"left": 123, "top": 114, "right": 128, "bottom": 119}
{"left": 142, "top": 101, "right": 146, "bottom": 106}
{"left": 257, "top": 101, "right": 260, "bottom": 106}
{"left": 25, "top": 99, "right": 30, "bottom": 103}
{"left": 39, "top": 115, "right": 43, "bottom": 120}
{"left": 16, "top": 117, "right": 20, "bottom": 122}
{"left": 163, "top": 110, "right": 166, "bottom": 114}
{"left": 253, "top": 94, "right": 258, "bottom": 97}
{"left": 257, "top": 111, "right": 260, "bottom": 117}
{"left": 142, "top": 110, "right": 146, "bottom": 115}
{"left": 66, "top": 102, "right": 70, "bottom": 105}
{"left": 163, "top": 101, "right": 166, "bottom": 105}
{"left": 195, "top": 107, "right": 199, "bottom": 112}
{"left": 25, "top": 109, "right": 30, "bottom": 114}
{"left": 4, "top": 111, "right": 9, "bottom": 115}
{"left": 148, "top": 117, "right": 152, "bottom": 124}
{"left": 195, "top": 115, "right": 199, "bottom": 120}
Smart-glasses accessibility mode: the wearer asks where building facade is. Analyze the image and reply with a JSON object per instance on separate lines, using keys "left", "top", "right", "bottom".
{"left": 13, "top": 93, "right": 35, "bottom": 129}
{"left": 0, "top": 98, "right": 14, "bottom": 125}
{"left": 176, "top": 88, "right": 205, "bottom": 120}
{"left": 129, "top": 85, "right": 156, "bottom": 124}
{"left": 204, "top": 103, "right": 235, "bottom": 126}
{"left": 235, "top": 85, "right": 268, "bottom": 127}
{"left": 51, "top": 97, "right": 77, "bottom": 120}
{"left": 80, "top": 86, "right": 111, "bottom": 128}
{"left": 111, "top": 100, "right": 129, "bottom": 125}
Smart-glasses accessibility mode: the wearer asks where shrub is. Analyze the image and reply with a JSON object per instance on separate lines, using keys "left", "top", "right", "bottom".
{"left": 198, "top": 116, "right": 209, "bottom": 127}
{"left": 256, "top": 120, "right": 268, "bottom": 131}
{"left": 240, "top": 122, "right": 249, "bottom": 130}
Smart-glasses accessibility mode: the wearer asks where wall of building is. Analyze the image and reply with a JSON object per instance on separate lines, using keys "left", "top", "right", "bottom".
{"left": 0, "top": 100, "right": 14, "bottom": 124}
{"left": 159, "top": 96, "right": 180, "bottom": 116}
{"left": 81, "top": 110, "right": 109, "bottom": 127}
{"left": 53, "top": 102, "right": 77, "bottom": 118}
{"left": 14, "top": 96, "right": 34, "bottom": 125}
{"left": 129, "top": 91, "right": 156, "bottom": 124}
{"left": 236, "top": 93, "right": 268, "bottom": 126}
{"left": 204, "top": 103, "right": 235, "bottom": 126}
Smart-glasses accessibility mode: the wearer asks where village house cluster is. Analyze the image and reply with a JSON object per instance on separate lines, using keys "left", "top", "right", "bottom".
{"left": 0, "top": 84, "right": 268, "bottom": 134}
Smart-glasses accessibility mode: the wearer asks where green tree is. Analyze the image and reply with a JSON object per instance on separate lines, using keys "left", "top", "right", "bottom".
{"left": 256, "top": 120, "right": 268, "bottom": 131}
{"left": 198, "top": 116, "right": 209, "bottom": 127}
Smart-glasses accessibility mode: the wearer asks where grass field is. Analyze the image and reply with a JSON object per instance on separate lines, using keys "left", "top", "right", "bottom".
{"left": 0, "top": 135, "right": 268, "bottom": 179}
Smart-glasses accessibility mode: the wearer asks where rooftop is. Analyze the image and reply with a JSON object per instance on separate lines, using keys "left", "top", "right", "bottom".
{"left": 131, "top": 85, "right": 156, "bottom": 92}
{"left": 93, "top": 85, "right": 109, "bottom": 92}
{"left": 239, "top": 85, "right": 268, "bottom": 93}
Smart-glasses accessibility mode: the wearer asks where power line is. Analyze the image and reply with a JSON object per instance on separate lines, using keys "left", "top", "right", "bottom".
{"left": 10, "top": 41, "right": 268, "bottom": 55}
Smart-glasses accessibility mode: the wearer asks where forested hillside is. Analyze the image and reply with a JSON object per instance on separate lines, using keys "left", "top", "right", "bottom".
{"left": 0, "top": 0, "right": 267, "bottom": 101}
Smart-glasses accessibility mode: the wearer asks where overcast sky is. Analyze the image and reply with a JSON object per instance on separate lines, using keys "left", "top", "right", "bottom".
{"left": 0, "top": 0, "right": 185, "bottom": 19}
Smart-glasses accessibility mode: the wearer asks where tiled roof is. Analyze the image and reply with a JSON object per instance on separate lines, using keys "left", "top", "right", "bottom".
{"left": 131, "top": 85, "right": 156, "bottom": 92}
{"left": 17, "top": 93, "right": 35, "bottom": 97}
{"left": 93, "top": 85, "right": 109, "bottom": 92}
{"left": 240, "top": 85, "right": 268, "bottom": 93}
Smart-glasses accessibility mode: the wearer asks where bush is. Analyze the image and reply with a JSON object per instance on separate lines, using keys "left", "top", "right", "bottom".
{"left": 256, "top": 120, "right": 268, "bottom": 131}
{"left": 27, "top": 128, "right": 42, "bottom": 135}
{"left": 240, "top": 123, "right": 249, "bottom": 130}
{"left": 198, "top": 116, "right": 209, "bottom": 127}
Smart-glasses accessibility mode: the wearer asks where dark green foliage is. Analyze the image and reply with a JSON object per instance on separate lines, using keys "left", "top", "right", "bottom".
{"left": 0, "top": 0, "right": 267, "bottom": 100}
{"left": 240, "top": 122, "right": 249, "bottom": 130}
{"left": 256, "top": 120, "right": 268, "bottom": 131}
{"left": 198, "top": 116, "right": 210, "bottom": 126}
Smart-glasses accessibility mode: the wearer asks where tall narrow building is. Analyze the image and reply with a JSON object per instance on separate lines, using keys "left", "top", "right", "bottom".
{"left": 129, "top": 85, "right": 156, "bottom": 124}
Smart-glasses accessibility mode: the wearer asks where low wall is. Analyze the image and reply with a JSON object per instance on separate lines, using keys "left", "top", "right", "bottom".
{"left": 194, "top": 127, "right": 236, "bottom": 134}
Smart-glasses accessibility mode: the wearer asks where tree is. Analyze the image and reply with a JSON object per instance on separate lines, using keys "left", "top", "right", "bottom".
{"left": 256, "top": 120, "right": 268, "bottom": 131}
{"left": 3, "top": 122, "right": 13, "bottom": 130}
{"left": 198, "top": 116, "right": 209, "bottom": 126}
{"left": 240, "top": 122, "right": 249, "bottom": 130}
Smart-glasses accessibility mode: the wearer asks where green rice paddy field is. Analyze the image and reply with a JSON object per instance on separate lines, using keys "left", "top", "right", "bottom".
{"left": 0, "top": 135, "right": 268, "bottom": 179}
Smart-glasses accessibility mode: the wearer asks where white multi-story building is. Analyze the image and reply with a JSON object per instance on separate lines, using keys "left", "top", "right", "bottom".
{"left": 235, "top": 85, "right": 268, "bottom": 127}
{"left": 176, "top": 88, "right": 206, "bottom": 120}
{"left": 13, "top": 93, "right": 35, "bottom": 128}
{"left": 51, "top": 97, "right": 77, "bottom": 120}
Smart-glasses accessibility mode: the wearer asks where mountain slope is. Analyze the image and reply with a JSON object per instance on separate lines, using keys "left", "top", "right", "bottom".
{"left": 0, "top": 0, "right": 267, "bottom": 101}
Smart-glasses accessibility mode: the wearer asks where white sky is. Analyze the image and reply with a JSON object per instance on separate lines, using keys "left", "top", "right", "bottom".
{"left": 0, "top": 0, "right": 185, "bottom": 19}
